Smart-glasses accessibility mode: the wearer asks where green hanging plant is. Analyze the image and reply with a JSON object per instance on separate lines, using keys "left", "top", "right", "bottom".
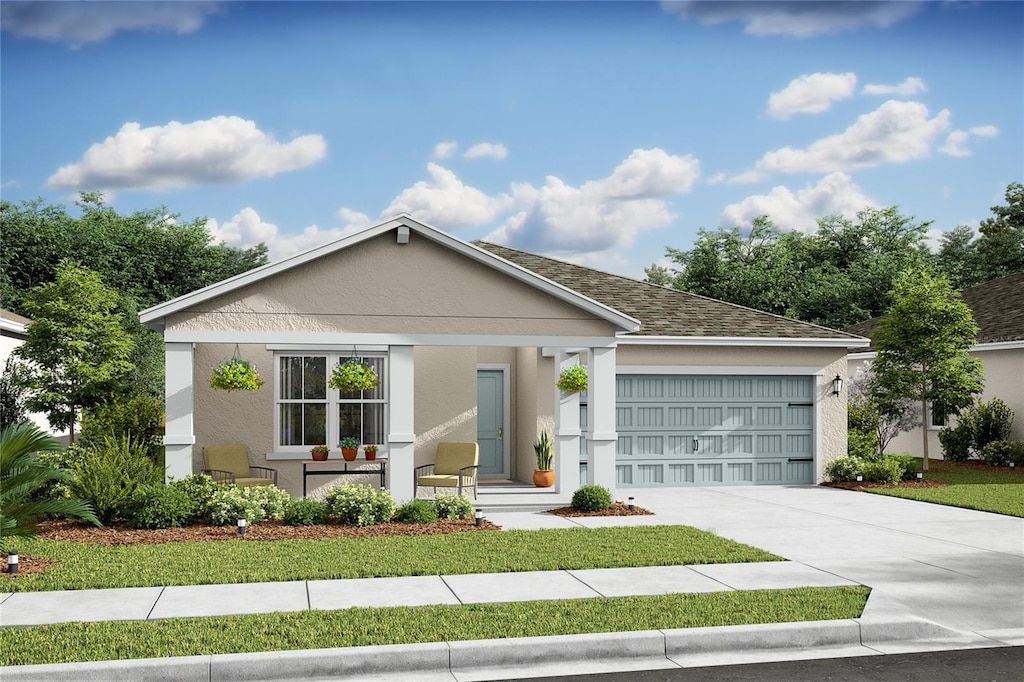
{"left": 210, "top": 357, "right": 265, "bottom": 392}
{"left": 556, "top": 364, "right": 588, "bottom": 393}
{"left": 329, "top": 357, "right": 379, "bottom": 392}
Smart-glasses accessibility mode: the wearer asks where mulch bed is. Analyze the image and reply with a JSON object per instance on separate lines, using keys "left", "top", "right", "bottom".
{"left": 548, "top": 501, "right": 654, "bottom": 517}
{"left": 937, "top": 461, "right": 1024, "bottom": 474}
{"left": 0, "top": 555, "right": 57, "bottom": 579}
{"left": 825, "top": 480, "right": 948, "bottom": 492}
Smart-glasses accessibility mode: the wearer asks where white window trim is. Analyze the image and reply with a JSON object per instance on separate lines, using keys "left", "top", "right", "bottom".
{"left": 271, "top": 351, "right": 389, "bottom": 455}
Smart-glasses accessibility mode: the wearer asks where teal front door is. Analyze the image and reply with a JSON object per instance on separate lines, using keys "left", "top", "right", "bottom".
{"left": 477, "top": 369, "right": 505, "bottom": 477}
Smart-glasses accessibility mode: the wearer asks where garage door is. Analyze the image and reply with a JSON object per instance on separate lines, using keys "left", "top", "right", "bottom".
{"left": 613, "top": 375, "right": 815, "bottom": 487}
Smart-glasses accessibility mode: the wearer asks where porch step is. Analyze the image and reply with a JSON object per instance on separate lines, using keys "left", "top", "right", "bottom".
{"left": 473, "top": 486, "right": 571, "bottom": 512}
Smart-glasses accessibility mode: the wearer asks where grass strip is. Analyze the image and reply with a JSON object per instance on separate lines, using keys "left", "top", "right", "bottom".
{"left": 0, "top": 587, "right": 870, "bottom": 667}
{"left": 4, "top": 525, "right": 781, "bottom": 593}
{"left": 868, "top": 461, "right": 1024, "bottom": 517}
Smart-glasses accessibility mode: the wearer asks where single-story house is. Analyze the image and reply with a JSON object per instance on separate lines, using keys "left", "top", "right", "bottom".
{"left": 847, "top": 272, "right": 1024, "bottom": 458}
{"left": 1, "top": 307, "right": 64, "bottom": 439}
{"left": 140, "top": 216, "right": 868, "bottom": 504}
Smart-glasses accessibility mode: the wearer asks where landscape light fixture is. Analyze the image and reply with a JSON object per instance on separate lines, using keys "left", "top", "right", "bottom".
{"left": 628, "top": 496, "right": 635, "bottom": 512}
{"left": 237, "top": 518, "right": 247, "bottom": 536}
{"left": 832, "top": 375, "right": 843, "bottom": 397}
{"left": 475, "top": 508, "right": 484, "bottom": 527}
{"left": 917, "top": 472, "right": 923, "bottom": 482}
{"left": 856, "top": 474, "right": 863, "bottom": 483}
{"left": 7, "top": 551, "right": 18, "bottom": 574}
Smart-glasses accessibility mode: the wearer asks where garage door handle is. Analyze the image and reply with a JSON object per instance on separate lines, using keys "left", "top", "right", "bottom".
{"left": 788, "top": 402, "right": 812, "bottom": 407}
{"left": 692, "top": 438, "right": 699, "bottom": 452}
{"left": 787, "top": 458, "right": 813, "bottom": 462}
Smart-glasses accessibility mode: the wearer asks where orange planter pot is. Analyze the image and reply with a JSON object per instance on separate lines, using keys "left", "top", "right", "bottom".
{"left": 533, "top": 469, "right": 555, "bottom": 488}
{"left": 311, "top": 451, "right": 328, "bottom": 461}
{"left": 342, "top": 448, "right": 358, "bottom": 461}
{"left": 364, "top": 451, "right": 377, "bottom": 461}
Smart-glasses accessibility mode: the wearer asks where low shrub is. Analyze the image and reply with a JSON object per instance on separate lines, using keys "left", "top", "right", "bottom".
{"left": 887, "top": 453, "right": 919, "bottom": 481}
{"left": 323, "top": 483, "right": 396, "bottom": 526}
{"left": 847, "top": 430, "right": 876, "bottom": 460}
{"left": 973, "top": 399, "right": 1014, "bottom": 450}
{"left": 31, "top": 444, "right": 89, "bottom": 502}
{"left": 68, "top": 435, "right": 162, "bottom": 524}
{"left": 824, "top": 455, "right": 863, "bottom": 483}
{"left": 283, "top": 498, "right": 327, "bottom": 526}
{"left": 433, "top": 492, "right": 474, "bottom": 520}
{"left": 860, "top": 457, "right": 903, "bottom": 485}
{"left": 939, "top": 420, "right": 974, "bottom": 462}
{"left": 80, "top": 395, "right": 165, "bottom": 464}
{"left": 125, "top": 484, "right": 197, "bottom": 529}
{"left": 394, "top": 499, "right": 440, "bottom": 524}
{"left": 208, "top": 485, "right": 292, "bottom": 526}
{"left": 979, "top": 440, "right": 1024, "bottom": 467}
{"left": 571, "top": 484, "right": 613, "bottom": 512}
{"left": 170, "top": 474, "right": 220, "bottom": 522}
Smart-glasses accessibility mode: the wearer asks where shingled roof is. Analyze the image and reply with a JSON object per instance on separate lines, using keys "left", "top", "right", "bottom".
{"left": 846, "top": 271, "right": 1024, "bottom": 350}
{"left": 475, "top": 242, "right": 863, "bottom": 341}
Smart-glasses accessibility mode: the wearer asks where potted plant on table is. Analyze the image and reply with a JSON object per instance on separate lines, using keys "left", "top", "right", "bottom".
{"left": 533, "top": 430, "right": 555, "bottom": 488}
{"left": 340, "top": 436, "right": 360, "bottom": 461}
{"left": 310, "top": 444, "right": 329, "bottom": 462}
{"left": 364, "top": 444, "right": 379, "bottom": 461}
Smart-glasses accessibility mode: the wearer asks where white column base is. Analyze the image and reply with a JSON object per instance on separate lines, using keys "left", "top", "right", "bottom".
{"left": 165, "top": 444, "right": 194, "bottom": 482}
{"left": 388, "top": 441, "right": 415, "bottom": 502}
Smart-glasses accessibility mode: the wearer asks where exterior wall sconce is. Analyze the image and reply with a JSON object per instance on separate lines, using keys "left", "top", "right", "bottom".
{"left": 832, "top": 374, "right": 843, "bottom": 397}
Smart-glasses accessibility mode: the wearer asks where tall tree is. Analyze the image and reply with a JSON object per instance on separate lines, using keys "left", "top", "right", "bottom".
{"left": 869, "top": 269, "right": 983, "bottom": 471}
{"left": 15, "top": 262, "right": 134, "bottom": 442}
{"left": 975, "top": 181, "right": 1024, "bottom": 283}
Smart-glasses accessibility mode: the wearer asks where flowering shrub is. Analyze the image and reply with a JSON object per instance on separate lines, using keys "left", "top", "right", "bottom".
{"left": 329, "top": 358, "right": 378, "bottom": 392}
{"left": 170, "top": 473, "right": 219, "bottom": 521}
{"left": 210, "top": 358, "right": 265, "bottom": 392}
{"left": 556, "top": 364, "right": 588, "bottom": 393}
{"left": 433, "top": 492, "right": 474, "bottom": 520}
{"left": 208, "top": 485, "right": 291, "bottom": 525}
{"left": 323, "top": 483, "right": 395, "bottom": 526}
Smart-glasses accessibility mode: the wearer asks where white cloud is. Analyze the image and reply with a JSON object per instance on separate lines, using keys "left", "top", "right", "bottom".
{"left": 661, "top": 1, "right": 922, "bottom": 37}
{"left": 336, "top": 208, "right": 373, "bottom": 232}
{"left": 485, "top": 148, "right": 701, "bottom": 254}
{"left": 379, "top": 163, "right": 514, "bottom": 228}
{"left": 751, "top": 100, "right": 951, "bottom": 175}
{"left": 706, "top": 172, "right": 727, "bottom": 185}
{"left": 0, "top": 1, "right": 222, "bottom": 48}
{"left": 721, "top": 172, "right": 876, "bottom": 233}
{"left": 432, "top": 141, "right": 458, "bottom": 159}
{"left": 464, "top": 142, "right": 509, "bottom": 160}
{"left": 768, "top": 72, "right": 857, "bottom": 119}
{"left": 207, "top": 207, "right": 361, "bottom": 263}
{"left": 940, "top": 125, "right": 999, "bottom": 157}
{"left": 47, "top": 116, "right": 326, "bottom": 191}
{"left": 861, "top": 76, "right": 927, "bottom": 96}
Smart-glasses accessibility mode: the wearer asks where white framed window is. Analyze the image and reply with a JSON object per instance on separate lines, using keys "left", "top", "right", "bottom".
{"left": 275, "top": 353, "right": 387, "bottom": 450}
{"left": 928, "top": 402, "right": 948, "bottom": 429}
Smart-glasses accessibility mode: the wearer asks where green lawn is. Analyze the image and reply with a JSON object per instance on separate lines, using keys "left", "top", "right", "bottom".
{"left": 3, "top": 525, "right": 781, "bottom": 592}
{"left": 0, "top": 587, "right": 870, "bottom": 667}
{"left": 868, "top": 460, "right": 1024, "bottom": 517}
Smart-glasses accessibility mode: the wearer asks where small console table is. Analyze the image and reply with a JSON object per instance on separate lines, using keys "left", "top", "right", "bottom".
{"left": 303, "top": 458, "right": 387, "bottom": 497}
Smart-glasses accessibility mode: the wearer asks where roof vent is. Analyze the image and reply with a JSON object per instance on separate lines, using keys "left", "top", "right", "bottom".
{"left": 396, "top": 226, "right": 410, "bottom": 244}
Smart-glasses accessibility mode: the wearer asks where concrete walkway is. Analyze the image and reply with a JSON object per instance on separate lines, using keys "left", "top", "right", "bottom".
{"left": 2, "top": 485, "right": 1022, "bottom": 681}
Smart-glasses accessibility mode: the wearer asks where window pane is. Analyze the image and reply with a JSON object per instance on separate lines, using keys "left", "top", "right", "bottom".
{"left": 338, "top": 403, "right": 362, "bottom": 442}
{"left": 365, "top": 356, "right": 385, "bottom": 400}
{"left": 364, "top": 403, "right": 385, "bottom": 445}
{"left": 303, "top": 403, "right": 327, "bottom": 445}
{"left": 303, "top": 357, "right": 326, "bottom": 400}
{"left": 280, "top": 404, "right": 303, "bottom": 445}
{"left": 280, "top": 357, "right": 304, "bottom": 400}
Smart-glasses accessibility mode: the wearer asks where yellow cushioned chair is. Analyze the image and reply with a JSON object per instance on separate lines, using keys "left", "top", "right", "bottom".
{"left": 414, "top": 442, "right": 479, "bottom": 499}
{"left": 202, "top": 444, "right": 278, "bottom": 487}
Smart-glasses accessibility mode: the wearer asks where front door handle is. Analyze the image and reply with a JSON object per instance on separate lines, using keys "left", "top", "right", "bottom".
{"left": 498, "top": 426, "right": 503, "bottom": 440}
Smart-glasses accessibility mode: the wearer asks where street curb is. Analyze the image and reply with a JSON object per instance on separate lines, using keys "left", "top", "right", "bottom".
{"left": 1, "top": 611, "right": 989, "bottom": 681}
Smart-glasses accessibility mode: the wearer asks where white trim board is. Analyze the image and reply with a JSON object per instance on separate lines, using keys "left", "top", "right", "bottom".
{"left": 850, "top": 340, "right": 1024, "bottom": 362}
{"left": 616, "top": 335, "right": 868, "bottom": 349}
{"left": 616, "top": 365, "right": 827, "bottom": 376}
{"left": 141, "top": 215, "right": 640, "bottom": 334}
{"left": 164, "top": 330, "right": 621, "bottom": 348}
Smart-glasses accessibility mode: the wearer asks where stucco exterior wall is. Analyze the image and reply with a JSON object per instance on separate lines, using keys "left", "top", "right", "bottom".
{"left": 852, "top": 346, "right": 1024, "bottom": 459}
{"left": 165, "top": 232, "right": 616, "bottom": 337}
{"left": 413, "top": 346, "right": 478, "bottom": 469}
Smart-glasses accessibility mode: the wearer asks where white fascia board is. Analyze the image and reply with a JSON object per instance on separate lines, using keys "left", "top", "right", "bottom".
{"left": 851, "top": 340, "right": 1023, "bottom": 362}
{"left": 616, "top": 335, "right": 869, "bottom": 349}
{"left": 140, "top": 214, "right": 640, "bottom": 334}
{"left": 0, "top": 318, "right": 27, "bottom": 334}
{"left": 848, "top": 351, "right": 876, "bottom": 361}
{"left": 164, "top": 330, "right": 620, "bottom": 348}
{"left": 617, "top": 365, "right": 826, "bottom": 376}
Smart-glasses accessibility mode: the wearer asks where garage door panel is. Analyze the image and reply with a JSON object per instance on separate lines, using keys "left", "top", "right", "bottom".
{"left": 613, "top": 374, "right": 815, "bottom": 488}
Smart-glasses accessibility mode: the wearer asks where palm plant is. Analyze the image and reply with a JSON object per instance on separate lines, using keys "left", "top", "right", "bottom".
{"left": 1, "top": 422, "right": 100, "bottom": 551}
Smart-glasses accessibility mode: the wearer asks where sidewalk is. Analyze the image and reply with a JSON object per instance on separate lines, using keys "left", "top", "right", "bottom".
{"left": 2, "top": 485, "right": 1021, "bottom": 681}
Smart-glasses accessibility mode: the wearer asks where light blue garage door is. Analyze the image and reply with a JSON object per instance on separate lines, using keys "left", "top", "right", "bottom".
{"left": 613, "top": 375, "right": 815, "bottom": 487}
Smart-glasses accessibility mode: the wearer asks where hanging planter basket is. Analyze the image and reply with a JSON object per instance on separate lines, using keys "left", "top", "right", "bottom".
{"left": 556, "top": 364, "right": 588, "bottom": 393}
{"left": 210, "top": 356, "right": 265, "bottom": 392}
{"left": 329, "top": 357, "right": 379, "bottom": 393}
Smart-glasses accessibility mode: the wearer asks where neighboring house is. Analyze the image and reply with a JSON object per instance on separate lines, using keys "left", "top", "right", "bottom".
{"left": 0, "top": 308, "right": 61, "bottom": 438}
{"left": 140, "top": 216, "right": 867, "bottom": 503}
{"left": 847, "top": 272, "right": 1024, "bottom": 458}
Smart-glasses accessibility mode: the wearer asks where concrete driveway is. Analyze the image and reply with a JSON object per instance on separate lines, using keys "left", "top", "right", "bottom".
{"left": 560, "top": 485, "right": 1024, "bottom": 646}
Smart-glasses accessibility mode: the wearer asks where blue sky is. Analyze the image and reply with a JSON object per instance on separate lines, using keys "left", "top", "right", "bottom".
{"left": 2, "top": 1, "right": 1021, "bottom": 278}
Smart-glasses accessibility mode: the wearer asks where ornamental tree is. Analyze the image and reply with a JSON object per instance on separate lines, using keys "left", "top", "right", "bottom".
{"left": 869, "top": 269, "right": 983, "bottom": 471}
{"left": 14, "top": 262, "right": 134, "bottom": 442}
{"left": 848, "top": 362, "right": 919, "bottom": 456}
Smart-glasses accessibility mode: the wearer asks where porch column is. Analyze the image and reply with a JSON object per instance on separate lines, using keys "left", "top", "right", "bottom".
{"left": 387, "top": 345, "right": 415, "bottom": 502}
{"left": 163, "top": 342, "right": 195, "bottom": 482}
{"left": 586, "top": 345, "right": 617, "bottom": 489}
{"left": 554, "top": 351, "right": 581, "bottom": 493}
